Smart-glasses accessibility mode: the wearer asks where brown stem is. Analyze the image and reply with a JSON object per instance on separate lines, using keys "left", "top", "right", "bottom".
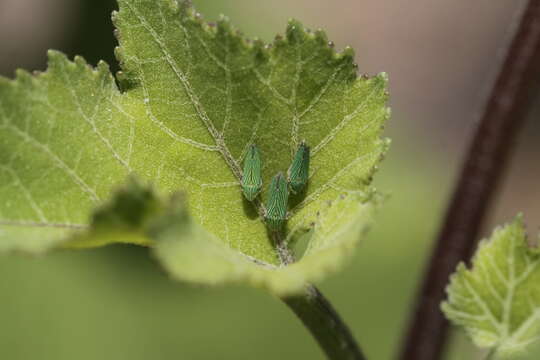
{"left": 397, "top": 2, "right": 540, "bottom": 360}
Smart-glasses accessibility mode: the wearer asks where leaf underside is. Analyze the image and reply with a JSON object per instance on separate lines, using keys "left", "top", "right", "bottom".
{"left": 0, "top": 0, "right": 389, "bottom": 294}
{"left": 442, "top": 216, "right": 540, "bottom": 356}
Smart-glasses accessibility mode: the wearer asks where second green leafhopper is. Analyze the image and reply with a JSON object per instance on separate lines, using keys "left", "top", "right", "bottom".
{"left": 264, "top": 172, "right": 289, "bottom": 231}
{"left": 287, "top": 141, "right": 310, "bottom": 194}
{"left": 241, "top": 144, "right": 263, "bottom": 201}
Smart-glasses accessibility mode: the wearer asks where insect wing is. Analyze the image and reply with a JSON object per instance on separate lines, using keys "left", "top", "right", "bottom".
{"left": 287, "top": 141, "right": 310, "bottom": 194}
{"left": 265, "top": 172, "right": 288, "bottom": 231}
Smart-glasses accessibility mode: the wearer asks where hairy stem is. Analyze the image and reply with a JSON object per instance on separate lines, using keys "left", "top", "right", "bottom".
{"left": 282, "top": 285, "right": 368, "bottom": 360}
{"left": 398, "top": 2, "right": 540, "bottom": 360}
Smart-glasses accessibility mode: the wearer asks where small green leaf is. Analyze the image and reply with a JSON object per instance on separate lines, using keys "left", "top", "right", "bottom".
{"left": 0, "top": 0, "right": 389, "bottom": 293}
{"left": 442, "top": 216, "right": 540, "bottom": 357}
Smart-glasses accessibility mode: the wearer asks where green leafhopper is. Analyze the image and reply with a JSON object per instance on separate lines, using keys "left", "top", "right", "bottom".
{"left": 287, "top": 141, "right": 310, "bottom": 194}
{"left": 264, "top": 172, "right": 289, "bottom": 231}
{"left": 241, "top": 144, "right": 263, "bottom": 201}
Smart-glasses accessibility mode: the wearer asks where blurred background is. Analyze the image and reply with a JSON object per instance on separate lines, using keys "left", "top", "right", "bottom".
{"left": 0, "top": 0, "right": 538, "bottom": 359}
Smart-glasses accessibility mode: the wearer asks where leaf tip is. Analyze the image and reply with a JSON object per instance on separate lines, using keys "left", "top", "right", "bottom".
{"left": 216, "top": 14, "right": 233, "bottom": 34}
{"left": 111, "top": 9, "right": 119, "bottom": 23}
{"left": 381, "top": 136, "right": 392, "bottom": 151}
{"left": 46, "top": 49, "right": 67, "bottom": 63}
{"left": 74, "top": 55, "right": 88, "bottom": 67}
{"left": 377, "top": 71, "right": 389, "bottom": 83}
{"left": 286, "top": 19, "right": 306, "bottom": 43}
{"left": 14, "top": 68, "right": 32, "bottom": 83}
{"left": 114, "top": 45, "right": 127, "bottom": 68}
{"left": 314, "top": 28, "right": 329, "bottom": 45}
{"left": 340, "top": 45, "right": 355, "bottom": 59}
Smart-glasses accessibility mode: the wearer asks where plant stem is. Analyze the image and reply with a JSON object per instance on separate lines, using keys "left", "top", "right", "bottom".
{"left": 398, "top": 2, "right": 540, "bottom": 360}
{"left": 274, "top": 230, "right": 366, "bottom": 360}
{"left": 282, "top": 285, "right": 367, "bottom": 360}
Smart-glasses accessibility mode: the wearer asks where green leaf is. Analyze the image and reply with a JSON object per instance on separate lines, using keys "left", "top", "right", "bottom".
{"left": 0, "top": 0, "right": 389, "bottom": 293}
{"left": 442, "top": 216, "right": 540, "bottom": 357}
{"left": 153, "top": 186, "right": 381, "bottom": 295}
{"left": 76, "top": 178, "right": 380, "bottom": 295}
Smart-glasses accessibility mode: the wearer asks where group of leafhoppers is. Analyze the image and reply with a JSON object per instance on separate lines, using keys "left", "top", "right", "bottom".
{"left": 241, "top": 141, "right": 310, "bottom": 232}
